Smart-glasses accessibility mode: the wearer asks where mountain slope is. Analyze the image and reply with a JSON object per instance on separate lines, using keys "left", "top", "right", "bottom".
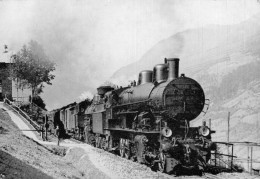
{"left": 110, "top": 13, "right": 260, "bottom": 84}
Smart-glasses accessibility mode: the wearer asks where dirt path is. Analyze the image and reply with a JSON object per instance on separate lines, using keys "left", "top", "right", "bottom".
{"left": 1, "top": 103, "right": 40, "bottom": 141}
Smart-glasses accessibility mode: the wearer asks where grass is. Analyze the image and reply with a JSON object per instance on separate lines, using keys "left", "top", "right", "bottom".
{"left": 50, "top": 146, "right": 68, "bottom": 156}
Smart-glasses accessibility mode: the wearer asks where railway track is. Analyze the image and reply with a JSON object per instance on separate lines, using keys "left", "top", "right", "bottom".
{"left": 157, "top": 172, "right": 223, "bottom": 179}
{"left": 203, "top": 173, "right": 222, "bottom": 179}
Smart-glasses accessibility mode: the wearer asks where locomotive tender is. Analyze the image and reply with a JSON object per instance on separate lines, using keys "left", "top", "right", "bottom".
{"left": 82, "top": 58, "right": 214, "bottom": 174}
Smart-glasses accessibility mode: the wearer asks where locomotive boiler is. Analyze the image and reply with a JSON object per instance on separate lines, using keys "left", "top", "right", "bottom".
{"left": 84, "top": 58, "right": 214, "bottom": 175}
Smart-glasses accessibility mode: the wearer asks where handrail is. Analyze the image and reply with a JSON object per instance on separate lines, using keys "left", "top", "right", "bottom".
{"left": 4, "top": 98, "right": 41, "bottom": 132}
{"left": 211, "top": 152, "right": 237, "bottom": 158}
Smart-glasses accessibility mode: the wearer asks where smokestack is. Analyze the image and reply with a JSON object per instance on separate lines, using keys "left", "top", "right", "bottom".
{"left": 166, "top": 58, "right": 179, "bottom": 81}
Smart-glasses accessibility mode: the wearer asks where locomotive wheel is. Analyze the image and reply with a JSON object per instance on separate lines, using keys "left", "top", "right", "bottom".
{"left": 119, "top": 139, "right": 125, "bottom": 157}
{"left": 88, "top": 135, "right": 96, "bottom": 146}
{"left": 119, "top": 148, "right": 125, "bottom": 157}
{"left": 130, "top": 145, "right": 137, "bottom": 162}
{"left": 124, "top": 139, "right": 130, "bottom": 159}
{"left": 96, "top": 136, "right": 103, "bottom": 148}
{"left": 100, "top": 138, "right": 108, "bottom": 150}
{"left": 124, "top": 149, "right": 130, "bottom": 159}
{"left": 158, "top": 152, "right": 166, "bottom": 172}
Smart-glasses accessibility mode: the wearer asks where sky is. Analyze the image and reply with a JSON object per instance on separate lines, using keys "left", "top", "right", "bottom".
{"left": 0, "top": 0, "right": 260, "bottom": 109}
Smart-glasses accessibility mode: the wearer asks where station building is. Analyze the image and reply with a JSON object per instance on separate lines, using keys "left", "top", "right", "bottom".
{"left": 0, "top": 50, "right": 31, "bottom": 103}
{"left": 0, "top": 62, "right": 12, "bottom": 100}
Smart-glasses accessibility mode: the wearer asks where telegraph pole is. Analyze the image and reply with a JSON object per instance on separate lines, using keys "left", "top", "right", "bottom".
{"left": 227, "top": 112, "right": 230, "bottom": 143}
{"left": 227, "top": 112, "right": 231, "bottom": 167}
{"left": 257, "top": 118, "right": 260, "bottom": 143}
{"left": 250, "top": 146, "right": 253, "bottom": 175}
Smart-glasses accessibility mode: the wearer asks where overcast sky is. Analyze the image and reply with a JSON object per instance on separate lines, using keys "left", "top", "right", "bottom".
{"left": 0, "top": 0, "right": 259, "bottom": 109}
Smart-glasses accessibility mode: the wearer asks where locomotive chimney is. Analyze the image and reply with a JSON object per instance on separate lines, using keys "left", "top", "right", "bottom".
{"left": 166, "top": 58, "right": 179, "bottom": 81}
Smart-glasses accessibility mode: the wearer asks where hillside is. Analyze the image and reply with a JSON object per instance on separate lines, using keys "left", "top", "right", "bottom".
{"left": 193, "top": 63, "right": 260, "bottom": 170}
{"left": 110, "top": 13, "right": 260, "bottom": 84}
{"left": 0, "top": 108, "right": 76, "bottom": 179}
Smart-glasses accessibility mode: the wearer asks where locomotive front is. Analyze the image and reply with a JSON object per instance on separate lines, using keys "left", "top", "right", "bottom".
{"left": 149, "top": 58, "right": 205, "bottom": 121}
{"left": 149, "top": 59, "right": 212, "bottom": 174}
{"left": 117, "top": 58, "right": 213, "bottom": 174}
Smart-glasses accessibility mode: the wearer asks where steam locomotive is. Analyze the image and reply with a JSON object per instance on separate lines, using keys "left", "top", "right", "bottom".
{"left": 50, "top": 58, "right": 214, "bottom": 175}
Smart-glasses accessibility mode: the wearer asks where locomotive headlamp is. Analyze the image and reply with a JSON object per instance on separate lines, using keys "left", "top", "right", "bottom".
{"left": 161, "top": 127, "right": 172, "bottom": 137}
{"left": 199, "top": 126, "right": 210, "bottom": 137}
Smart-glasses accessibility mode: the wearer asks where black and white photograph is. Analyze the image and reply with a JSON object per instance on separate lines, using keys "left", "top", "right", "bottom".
{"left": 0, "top": 0, "right": 260, "bottom": 178}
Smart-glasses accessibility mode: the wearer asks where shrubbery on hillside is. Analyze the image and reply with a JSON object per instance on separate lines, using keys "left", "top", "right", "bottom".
{"left": 210, "top": 61, "right": 260, "bottom": 102}
{"left": 32, "top": 96, "right": 46, "bottom": 110}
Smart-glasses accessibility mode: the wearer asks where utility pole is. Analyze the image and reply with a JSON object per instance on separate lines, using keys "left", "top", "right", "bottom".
{"left": 250, "top": 146, "right": 253, "bottom": 175}
{"left": 257, "top": 118, "right": 260, "bottom": 143}
{"left": 227, "top": 112, "right": 230, "bottom": 143}
{"left": 227, "top": 112, "right": 230, "bottom": 167}
{"left": 248, "top": 146, "right": 250, "bottom": 172}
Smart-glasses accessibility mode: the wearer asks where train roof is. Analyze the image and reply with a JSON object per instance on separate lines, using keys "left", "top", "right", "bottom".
{"left": 60, "top": 102, "right": 77, "bottom": 110}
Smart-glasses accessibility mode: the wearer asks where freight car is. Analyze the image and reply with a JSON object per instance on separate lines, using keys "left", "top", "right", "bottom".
{"left": 82, "top": 58, "right": 214, "bottom": 175}
{"left": 49, "top": 100, "right": 91, "bottom": 139}
{"left": 75, "top": 100, "right": 92, "bottom": 139}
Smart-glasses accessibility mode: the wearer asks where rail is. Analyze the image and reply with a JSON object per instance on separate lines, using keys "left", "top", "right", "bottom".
{"left": 4, "top": 98, "right": 41, "bottom": 133}
{"left": 203, "top": 173, "right": 223, "bottom": 179}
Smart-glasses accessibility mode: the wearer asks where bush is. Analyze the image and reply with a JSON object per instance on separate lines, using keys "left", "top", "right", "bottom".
{"left": 210, "top": 61, "right": 260, "bottom": 103}
{"left": 232, "top": 163, "right": 244, "bottom": 173}
{"left": 51, "top": 146, "right": 67, "bottom": 156}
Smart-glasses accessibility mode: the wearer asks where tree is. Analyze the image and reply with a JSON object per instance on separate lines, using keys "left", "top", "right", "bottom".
{"left": 32, "top": 96, "right": 46, "bottom": 110}
{"left": 11, "top": 40, "right": 55, "bottom": 100}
